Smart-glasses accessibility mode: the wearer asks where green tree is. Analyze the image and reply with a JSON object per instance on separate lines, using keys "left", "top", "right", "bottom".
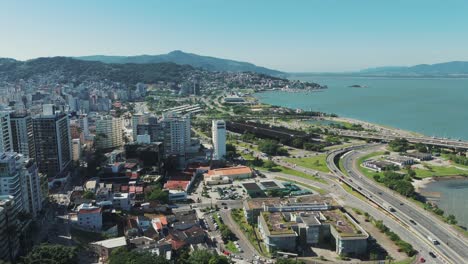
{"left": 109, "top": 248, "right": 170, "bottom": 264}
{"left": 291, "top": 138, "right": 304, "bottom": 148}
{"left": 447, "top": 214, "right": 457, "bottom": 225}
{"left": 82, "top": 190, "right": 96, "bottom": 200}
{"left": 145, "top": 185, "right": 169, "bottom": 203}
{"left": 220, "top": 226, "right": 236, "bottom": 241}
{"left": 208, "top": 255, "right": 230, "bottom": 264}
{"left": 258, "top": 139, "right": 280, "bottom": 156}
{"left": 21, "top": 244, "right": 77, "bottom": 264}
{"left": 388, "top": 138, "right": 410, "bottom": 152}
{"left": 187, "top": 250, "right": 214, "bottom": 264}
{"left": 263, "top": 160, "right": 276, "bottom": 170}
{"left": 414, "top": 143, "right": 428, "bottom": 153}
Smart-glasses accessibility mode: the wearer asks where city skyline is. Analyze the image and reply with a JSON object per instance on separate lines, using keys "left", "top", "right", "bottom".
{"left": 1, "top": 0, "right": 468, "bottom": 71}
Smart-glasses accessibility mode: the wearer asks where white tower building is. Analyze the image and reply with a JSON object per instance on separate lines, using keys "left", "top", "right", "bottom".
{"left": 212, "top": 120, "right": 226, "bottom": 160}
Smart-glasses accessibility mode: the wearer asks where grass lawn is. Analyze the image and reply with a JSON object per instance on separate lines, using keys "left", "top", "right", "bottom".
{"left": 284, "top": 154, "right": 330, "bottom": 173}
{"left": 271, "top": 165, "right": 327, "bottom": 184}
{"left": 413, "top": 163, "right": 468, "bottom": 178}
{"left": 341, "top": 182, "right": 367, "bottom": 201}
{"left": 225, "top": 240, "right": 239, "bottom": 253}
{"left": 275, "top": 176, "right": 328, "bottom": 195}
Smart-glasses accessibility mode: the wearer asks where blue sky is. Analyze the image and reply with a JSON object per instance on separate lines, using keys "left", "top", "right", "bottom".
{"left": 1, "top": 0, "right": 468, "bottom": 72}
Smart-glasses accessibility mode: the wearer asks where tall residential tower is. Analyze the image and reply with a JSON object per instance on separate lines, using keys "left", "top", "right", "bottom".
{"left": 212, "top": 120, "right": 226, "bottom": 160}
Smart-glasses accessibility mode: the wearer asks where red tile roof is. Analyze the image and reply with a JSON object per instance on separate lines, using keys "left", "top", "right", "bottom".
{"left": 164, "top": 180, "right": 190, "bottom": 191}
{"left": 206, "top": 166, "right": 252, "bottom": 177}
{"left": 79, "top": 208, "right": 101, "bottom": 214}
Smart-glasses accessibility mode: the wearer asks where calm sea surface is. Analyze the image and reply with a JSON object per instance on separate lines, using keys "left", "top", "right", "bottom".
{"left": 423, "top": 178, "right": 468, "bottom": 228}
{"left": 254, "top": 75, "right": 468, "bottom": 227}
{"left": 254, "top": 76, "right": 468, "bottom": 140}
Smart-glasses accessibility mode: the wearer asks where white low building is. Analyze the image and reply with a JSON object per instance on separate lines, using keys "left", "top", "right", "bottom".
{"left": 77, "top": 203, "right": 102, "bottom": 231}
{"left": 113, "top": 192, "right": 131, "bottom": 211}
{"left": 204, "top": 166, "right": 252, "bottom": 185}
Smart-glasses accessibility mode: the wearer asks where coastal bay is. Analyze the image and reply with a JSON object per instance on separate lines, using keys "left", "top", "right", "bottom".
{"left": 254, "top": 75, "right": 468, "bottom": 229}
{"left": 254, "top": 75, "right": 468, "bottom": 140}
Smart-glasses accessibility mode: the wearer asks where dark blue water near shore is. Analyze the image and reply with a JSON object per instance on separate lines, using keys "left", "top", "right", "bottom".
{"left": 254, "top": 76, "right": 468, "bottom": 140}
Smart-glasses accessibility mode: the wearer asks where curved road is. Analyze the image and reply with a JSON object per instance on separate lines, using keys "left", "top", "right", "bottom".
{"left": 328, "top": 145, "right": 468, "bottom": 264}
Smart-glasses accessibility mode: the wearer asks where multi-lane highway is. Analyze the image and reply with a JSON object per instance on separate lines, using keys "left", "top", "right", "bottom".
{"left": 334, "top": 130, "right": 468, "bottom": 150}
{"left": 327, "top": 145, "right": 468, "bottom": 264}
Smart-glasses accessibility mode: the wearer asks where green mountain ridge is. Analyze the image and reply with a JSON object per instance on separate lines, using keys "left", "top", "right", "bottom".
{"left": 0, "top": 56, "right": 196, "bottom": 85}
{"left": 77, "top": 50, "right": 284, "bottom": 76}
{"left": 359, "top": 61, "right": 468, "bottom": 76}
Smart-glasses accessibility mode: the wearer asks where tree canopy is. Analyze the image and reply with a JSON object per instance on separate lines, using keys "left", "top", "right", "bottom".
{"left": 109, "top": 248, "right": 170, "bottom": 264}
{"left": 21, "top": 244, "right": 77, "bottom": 264}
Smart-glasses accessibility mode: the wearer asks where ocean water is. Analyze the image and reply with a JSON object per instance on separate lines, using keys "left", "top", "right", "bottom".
{"left": 423, "top": 178, "right": 468, "bottom": 228}
{"left": 254, "top": 76, "right": 468, "bottom": 140}
{"left": 254, "top": 75, "right": 468, "bottom": 227}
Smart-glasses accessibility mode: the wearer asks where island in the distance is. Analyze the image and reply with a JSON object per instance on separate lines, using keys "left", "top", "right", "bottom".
{"left": 349, "top": 84, "right": 367, "bottom": 88}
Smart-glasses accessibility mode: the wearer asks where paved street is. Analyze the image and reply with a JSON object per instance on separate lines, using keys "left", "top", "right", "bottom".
{"left": 329, "top": 145, "right": 468, "bottom": 264}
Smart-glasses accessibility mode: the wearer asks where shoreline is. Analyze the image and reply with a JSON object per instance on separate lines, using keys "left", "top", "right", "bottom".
{"left": 253, "top": 90, "right": 426, "bottom": 139}
{"left": 326, "top": 116, "right": 424, "bottom": 138}
{"left": 414, "top": 175, "right": 468, "bottom": 192}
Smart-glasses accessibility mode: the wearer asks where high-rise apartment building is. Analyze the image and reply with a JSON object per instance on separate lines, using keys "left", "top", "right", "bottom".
{"left": 160, "top": 112, "right": 191, "bottom": 156}
{"left": 136, "top": 116, "right": 163, "bottom": 143}
{"left": 33, "top": 109, "right": 72, "bottom": 178}
{"left": 0, "top": 152, "right": 43, "bottom": 219}
{"left": 72, "top": 138, "right": 81, "bottom": 161}
{"left": 132, "top": 113, "right": 148, "bottom": 142}
{"left": 134, "top": 112, "right": 191, "bottom": 157}
{"left": 95, "top": 116, "right": 123, "bottom": 149}
{"left": 212, "top": 120, "right": 226, "bottom": 160}
{"left": 9, "top": 113, "right": 36, "bottom": 158}
{"left": 78, "top": 113, "right": 90, "bottom": 139}
{"left": 0, "top": 112, "right": 12, "bottom": 152}
{"left": 0, "top": 195, "right": 20, "bottom": 262}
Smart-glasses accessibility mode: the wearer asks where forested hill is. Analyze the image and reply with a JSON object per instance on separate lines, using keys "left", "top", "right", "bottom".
{"left": 77, "top": 50, "right": 284, "bottom": 76}
{"left": 0, "top": 57, "right": 197, "bottom": 84}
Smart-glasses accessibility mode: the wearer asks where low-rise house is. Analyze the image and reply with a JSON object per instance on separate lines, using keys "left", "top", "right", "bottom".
{"left": 91, "top": 236, "right": 127, "bottom": 263}
{"left": 113, "top": 192, "right": 131, "bottom": 211}
{"left": 406, "top": 152, "right": 433, "bottom": 161}
{"left": 164, "top": 180, "right": 190, "bottom": 201}
{"left": 137, "top": 216, "right": 152, "bottom": 232}
{"left": 171, "top": 225, "right": 206, "bottom": 245}
{"left": 362, "top": 160, "right": 396, "bottom": 172}
{"left": 171, "top": 210, "right": 199, "bottom": 230}
{"left": 385, "top": 155, "right": 414, "bottom": 167}
{"left": 77, "top": 203, "right": 102, "bottom": 231}
{"left": 152, "top": 215, "right": 169, "bottom": 235}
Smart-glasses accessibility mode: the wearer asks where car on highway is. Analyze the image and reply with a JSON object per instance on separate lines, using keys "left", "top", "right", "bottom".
{"left": 409, "top": 219, "right": 417, "bottom": 225}
{"left": 428, "top": 252, "right": 436, "bottom": 258}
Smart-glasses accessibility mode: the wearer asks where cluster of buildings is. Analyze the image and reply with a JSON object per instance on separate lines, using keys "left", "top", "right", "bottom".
{"left": 88, "top": 209, "right": 211, "bottom": 262}
{"left": 363, "top": 152, "right": 433, "bottom": 172}
{"left": 243, "top": 196, "right": 369, "bottom": 257}
{"left": 0, "top": 153, "right": 45, "bottom": 261}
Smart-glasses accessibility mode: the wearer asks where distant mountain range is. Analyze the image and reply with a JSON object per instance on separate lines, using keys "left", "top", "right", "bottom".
{"left": 77, "top": 50, "right": 284, "bottom": 76}
{"left": 358, "top": 61, "right": 468, "bottom": 76}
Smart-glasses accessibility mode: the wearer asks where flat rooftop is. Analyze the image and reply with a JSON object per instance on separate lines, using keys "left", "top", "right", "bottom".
{"left": 322, "top": 210, "right": 366, "bottom": 238}
{"left": 262, "top": 212, "right": 295, "bottom": 235}
{"left": 247, "top": 195, "right": 332, "bottom": 209}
